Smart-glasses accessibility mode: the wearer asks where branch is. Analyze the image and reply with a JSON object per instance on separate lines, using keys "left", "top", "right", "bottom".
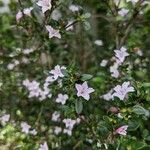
{"left": 118, "top": 0, "right": 145, "bottom": 48}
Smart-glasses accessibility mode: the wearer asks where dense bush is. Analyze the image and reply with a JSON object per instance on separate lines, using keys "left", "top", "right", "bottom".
{"left": 0, "top": 0, "right": 150, "bottom": 149}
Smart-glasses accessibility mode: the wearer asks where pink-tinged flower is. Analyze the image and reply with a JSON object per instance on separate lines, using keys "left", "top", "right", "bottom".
{"left": 16, "top": 7, "right": 33, "bottom": 21}
{"left": 63, "top": 128, "right": 72, "bottom": 136}
{"left": 21, "top": 122, "right": 31, "bottom": 134}
{"left": 63, "top": 119, "right": 76, "bottom": 130}
{"left": 113, "top": 81, "right": 135, "bottom": 100}
{"left": 37, "top": 0, "right": 52, "bottom": 13}
{"left": 56, "top": 94, "right": 68, "bottom": 105}
{"left": 49, "top": 65, "right": 66, "bottom": 80}
{"left": 54, "top": 126, "right": 62, "bottom": 135}
{"left": 16, "top": 11, "right": 23, "bottom": 21}
{"left": 108, "top": 107, "right": 120, "bottom": 114}
{"left": 115, "top": 125, "right": 128, "bottom": 135}
{"left": 76, "top": 82, "right": 95, "bottom": 100}
{"left": 0, "top": 114, "right": 10, "bottom": 124}
{"left": 46, "top": 25, "right": 61, "bottom": 39}
{"left": 51, "top": 111, "right": 60, "bottom": 122}
{"left": 114, "top": 47, "right": 129, "bottom": 63}
{"left": 39, "top": 142, "right": 49, "bottom": 150}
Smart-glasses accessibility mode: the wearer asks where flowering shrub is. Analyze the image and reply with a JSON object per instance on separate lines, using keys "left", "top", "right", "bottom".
{"left": 0, "top": 0, "right": 150, "bottom": 149}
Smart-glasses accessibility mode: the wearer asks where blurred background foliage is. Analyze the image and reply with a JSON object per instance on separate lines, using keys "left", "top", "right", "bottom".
{"left": 0, "top": 0, "right": 150, "bottom": 149}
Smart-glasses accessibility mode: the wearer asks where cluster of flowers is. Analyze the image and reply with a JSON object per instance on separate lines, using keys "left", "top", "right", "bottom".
{"left": 0, "top": 113, "right": 10, "bottom": 125}
{"left": 16, "top": 0, "right": 81, "bottom": 40}
{"left": 22, "top": 65, "right": 66, "bottom": 101}
{"left": 110, "top": 47, "right": 129, "bottom": 78}
{"left": 101, "top": 81, "right": 134, "bottom": 101}
{"left": 114, "top": 0, "right": 150, "bottom": 17}
{"left": 21, "top": 122, "right": 37, "bottom": 135}
{"left": 23, "top": 79, "right": 51, "bottom": 101}
{"left": 0, "top": 113, "right": 37, "bottom": 135}
{"left": 16, "top": 7, "right": 33, "bottom": 21}
{"left": 23, "top": 65, "right": 95, "bottom": 102}
{"left": 100, "top": 46, "right": 136, "bottom": 137}
{"left": 7, "top": 59, "right": 20, "bottom": 70}
{"left": 52, "top": 111, "right": 82, "bottom": 136}
{"left": 7, "top": 47, "right": 36, "bottom": 70}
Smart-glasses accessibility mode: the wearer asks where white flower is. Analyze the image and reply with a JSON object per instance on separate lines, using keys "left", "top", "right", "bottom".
{"left": 21, "top": 122, "right": 31, "bottom": 134}
{"left": 0, "top": 114, "right": 10, "bottom": 124}
{"left": 7, "top": 63, "right": 15, "bottom": 70}
{"left": 63, "top": 119, "right": 76, "bottom": 130}
{"left": 37, "top": 0, "right": 52, "bottom": 13}
{"left": 94, "top": 40, "right": 103, "bottom": 46}
{"left": 126, "top": 0, "right": 138, "bottom": 4}
{"left": 114, "top": 47, "right": 129, "bottom": 63}
{"left": 113, "top": 81, "right": 135, "bottom": 100}
{"left": 136, "top": 49, "right": 143, "bottom": 56}
{"left": 23, "top": 48, "right": 34, "bottom": 55}
{"left": 23, "top": 79, "right": 50, "bottom": 101}
{"left": 51, "top": 111, "right": 60, "bottom": 122}
{"left": 110, "top": 63, "right": 120, "bottom": 78}
{"left": 46, "top": 25, "right": 61, "bottom": 39}
{"left": 101, "top": 90, "right": 113, "bottom": 101}
{"left": 54, "top": 126, "right": 62, "bottom": 135}
{"left": 117, "top": 113, "right": 123, "bottom": 119}
{"left": 69, "top": 5, "right": 80, "bottom": 12}
{"left": 13, "top": 60, "right": 20, "bottom": 65}
{"left": 56, "top": 94, "right": 68, "bottom": 105}
{"left": 23, "top": 7, "right": 33, "bottom": 16}
{"left": 75, "top": 82, "right": 95, "bottom": 101}
{"left": 63, "top": 128, "right": 72, "bottom": 136}
{"left": 100, "top": 59, "right": 108, "bottom": 67}
{"left": 16, "top": 7, "right": 33, "bottom": 21}
{"left": 118, "top": 8, "right": 129, "bottom": 16}
{"left": 30, "top": 129, "right": 37, "bottom": 135}
{"left": 39, "top": 142, "right": 49, "bottom": 150}
{"left": 22, "top": 57, "right": 29, "bottom": 64}
{"left": 76, "top": 118, "right": 81, "bottom": 124}
{"left": 49, "top": 65, "right": 66, "bottom": 80}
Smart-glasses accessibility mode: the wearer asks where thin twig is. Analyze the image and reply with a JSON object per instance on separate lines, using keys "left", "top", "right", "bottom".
{"left": 65, "top": 20, "right": 78, "bottom": 29}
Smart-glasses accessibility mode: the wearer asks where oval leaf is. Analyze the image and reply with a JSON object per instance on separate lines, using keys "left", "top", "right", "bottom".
{"left": 75, "top": 99, "right": 83, "bottom": 114}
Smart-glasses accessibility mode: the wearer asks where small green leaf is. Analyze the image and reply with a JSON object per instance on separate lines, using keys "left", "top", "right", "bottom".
{"left": 128, "top": 120, "right": 140, "bottom": 131}
{"left": 83, "top": 21, "right": 91, "bottom": 30}
{"left": 81, "top": 74, "right": 93, "bottom": 81}
{"left": 132, "top": 105, "right": 149, "bottom": 116}
{"left": 75, "top": 99, "right": 83, "bottom": 114}
{"left": 142, "top": 83, "right": 150, "bottom": 88}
